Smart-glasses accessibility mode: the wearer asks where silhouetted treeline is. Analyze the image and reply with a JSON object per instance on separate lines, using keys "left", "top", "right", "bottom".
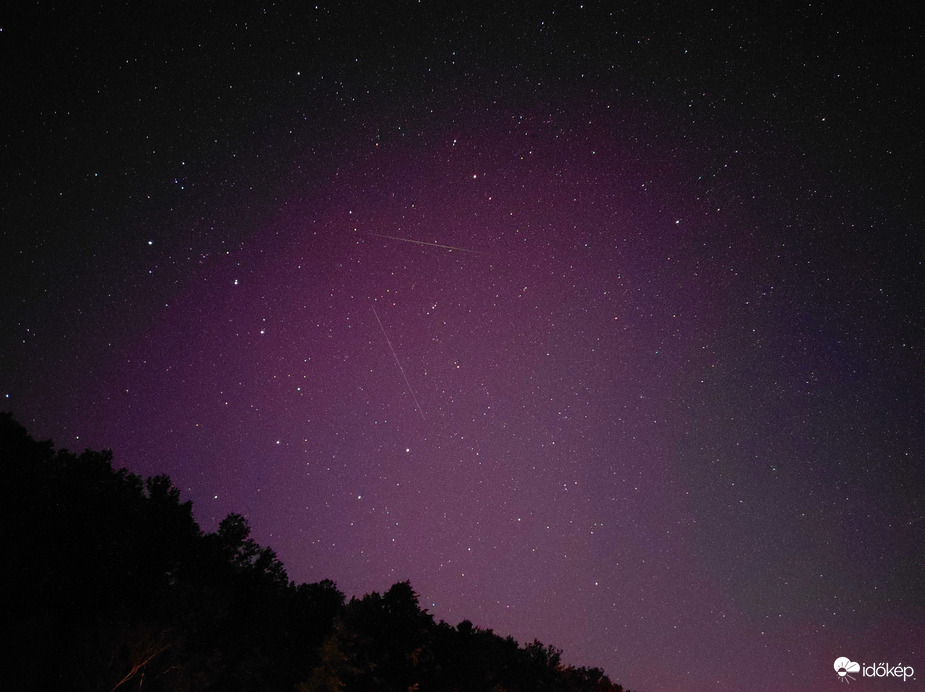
{"left": 1, "top": 413, "right": 635, "bottom": 691}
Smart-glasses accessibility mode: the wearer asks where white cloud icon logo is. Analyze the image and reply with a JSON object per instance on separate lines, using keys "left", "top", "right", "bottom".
{"left": 834, "top": 657, "right": 861, "bottom": 682}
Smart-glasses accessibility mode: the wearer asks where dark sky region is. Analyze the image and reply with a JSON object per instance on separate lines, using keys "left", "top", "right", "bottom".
{"left": 2, "top": 2, "right": 923, "bottom": 690}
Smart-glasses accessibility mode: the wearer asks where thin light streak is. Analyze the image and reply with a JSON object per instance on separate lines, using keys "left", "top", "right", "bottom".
{"left": 370, "top": 301, "right": 426, "bottom": 421}
{"left": 367, "top": 232, "right": 485, "bottom": 255}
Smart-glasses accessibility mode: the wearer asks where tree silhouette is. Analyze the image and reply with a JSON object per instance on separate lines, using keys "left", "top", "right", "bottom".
{"left": 1, "top": 412, "right": 636, "bottom": 692}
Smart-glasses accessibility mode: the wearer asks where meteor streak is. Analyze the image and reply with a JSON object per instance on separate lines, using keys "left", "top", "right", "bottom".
{"left": 370, "top": 301, "right": 426, "bottom": 420}
{"left": 367, "top": 232, "right": 485, "bottom": 255}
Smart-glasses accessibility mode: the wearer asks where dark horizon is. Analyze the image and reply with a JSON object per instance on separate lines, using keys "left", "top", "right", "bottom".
{"left": 3, "top": 410, "right": 634, "bottom": 690}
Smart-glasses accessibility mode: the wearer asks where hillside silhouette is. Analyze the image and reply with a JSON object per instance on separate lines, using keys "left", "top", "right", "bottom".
{"left": 1, "top": 412, "right": 635, "bottom": 691}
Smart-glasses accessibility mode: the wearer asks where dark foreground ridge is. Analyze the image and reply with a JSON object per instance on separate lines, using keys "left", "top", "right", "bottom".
{"left": 1, "top": 412, "right": 636, "bottom": 691}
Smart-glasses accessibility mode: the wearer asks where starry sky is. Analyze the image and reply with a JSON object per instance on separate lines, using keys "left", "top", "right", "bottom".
{"left": 2, "top": 3, "right": 923, "bottom": 690}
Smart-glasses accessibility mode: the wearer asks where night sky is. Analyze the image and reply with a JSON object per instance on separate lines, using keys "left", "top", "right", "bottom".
{"left": 2, "top": 3, "right": 923, "bottom": 690}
